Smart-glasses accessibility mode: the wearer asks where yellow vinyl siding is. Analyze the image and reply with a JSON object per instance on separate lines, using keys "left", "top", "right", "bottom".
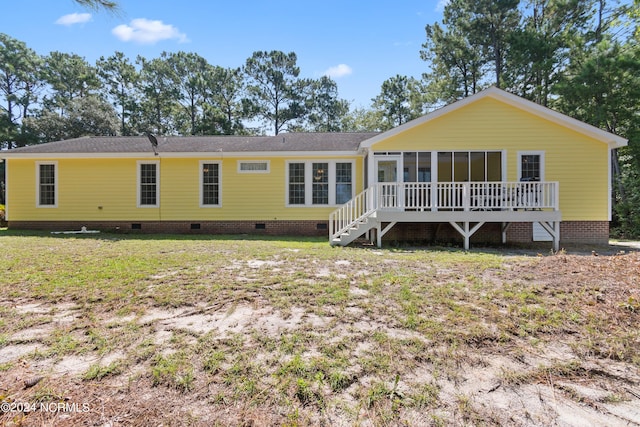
{"left": 370, "top": 97, "right": 610, "bottom": 221}
{"left": 7, "top": 155, "right": 363, "bottom": 222}
{"left": 8, "top": 158, "right": 157, "bottom": 221}
{"left": 219, "top": 156, "right": 363, "bottom": 220}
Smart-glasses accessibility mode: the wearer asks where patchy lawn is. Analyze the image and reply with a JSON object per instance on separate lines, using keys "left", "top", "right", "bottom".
{"left": 0, "top": 232, "right": 639, "bottom": 426}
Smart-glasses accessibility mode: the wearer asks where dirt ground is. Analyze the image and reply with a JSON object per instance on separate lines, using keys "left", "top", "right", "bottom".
{"left": 1, "top": 241, "right": 639, "bottom": 426}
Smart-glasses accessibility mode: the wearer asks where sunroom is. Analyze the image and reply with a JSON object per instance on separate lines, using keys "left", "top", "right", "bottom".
{"left": 330, "top": 149, "right": 561, "bottom": 250}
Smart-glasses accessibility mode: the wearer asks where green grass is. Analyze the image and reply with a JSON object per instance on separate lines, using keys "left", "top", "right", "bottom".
{"left": 0, "top": 230, "right": 638, "bottom": 425}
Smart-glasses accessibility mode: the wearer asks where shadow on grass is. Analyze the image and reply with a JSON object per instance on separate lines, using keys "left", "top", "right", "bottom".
{"left": 0, "top": 227, "right": 328, "bottom": 244}
{"left": 2, "top": 227, "right": 637, "bottom": 256}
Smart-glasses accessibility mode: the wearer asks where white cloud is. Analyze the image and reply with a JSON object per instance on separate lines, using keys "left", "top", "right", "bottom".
{"left": 55, "top": 13, "right": 92, "bottom": 26}
{"left": 323, "top": 64, "right": 353, "bottom": 79}
{"left": 436, "top": 0, "right": 450, "bottom": 12}
{"left": 112, "top": 18, "right": 189, "bottom": 44}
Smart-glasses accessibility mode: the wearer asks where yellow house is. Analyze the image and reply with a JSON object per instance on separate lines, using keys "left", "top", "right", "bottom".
{"left": 1, "top": 88, "right": 627, "bottom": 249}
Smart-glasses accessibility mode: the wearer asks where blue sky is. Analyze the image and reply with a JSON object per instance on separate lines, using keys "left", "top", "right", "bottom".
{"left": 0, "top": 0, "right": 449, "bottom": 109}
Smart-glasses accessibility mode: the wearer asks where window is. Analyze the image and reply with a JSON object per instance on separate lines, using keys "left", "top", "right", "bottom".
{"left": 312, "top": 163, "right": 329, "bottom": 204}
{"left": 287, "top": 160, "right": 354, "bottom": 206}
{"left": 138, "top": 161, "right": 159, "bottom": 207}
{"left": 288, "top": 163, "right": 306, "bottom": 205}
{"left": 238, "top": 161, "right": 269, "bottom": 173}
{"left": 37, "top": 162, "right": 57, "bottom": 207}
{"left": 519, "top": 152, "right": 543, "bottom": 181}
{"left": 201, "top": 162, "right": 221, "bottom": 206}
{"left": 335, "top": 163, "right": 353, "bottom": 204}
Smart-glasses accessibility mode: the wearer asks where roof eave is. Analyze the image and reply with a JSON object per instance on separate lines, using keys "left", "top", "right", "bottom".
{"left": 0, "top": 150, "right": 363, "bottom": 159}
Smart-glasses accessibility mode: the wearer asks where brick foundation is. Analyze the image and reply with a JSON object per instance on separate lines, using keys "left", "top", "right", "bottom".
{"left": 8, "top": 220, "right": 610, "bottom": 245}
{"left": 506, "top": 221, "right": 609, "bottom": 245}
{"left": 7, "top": 220, "right": 329, "bottom": 237}
{"left": 382, "top": 221, "right": 609, "bottom": 246}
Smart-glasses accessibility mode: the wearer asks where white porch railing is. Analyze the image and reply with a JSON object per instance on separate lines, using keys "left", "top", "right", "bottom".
{"left": 329, "top": 181, "right": 559, "bottom": 240}
{"left": 329, "top": 186, "right": 377, "bottom": 240}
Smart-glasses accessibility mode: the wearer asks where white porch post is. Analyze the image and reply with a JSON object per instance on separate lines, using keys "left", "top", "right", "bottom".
{"left": 501, "top": 222, "right": 512, "bottom": 244}
{"left": 449, "top": 221, "right": 485, "bottom": 251}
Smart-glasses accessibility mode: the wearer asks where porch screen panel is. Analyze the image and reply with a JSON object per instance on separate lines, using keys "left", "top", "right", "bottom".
{"left": 202, "top": 163, "right": 220, "bottom": 205}
{"left": 403, "top": 152, "right": 417, "bottom": 182}
{"left": 335, "top": 163, "right": 352, "bottom": 204}
{"left": 418, "top": 152, "right": 431, "bottom": 182}
{"left": 438, "top": 152, "right": 452, "bottom": 182}
{"left": 39, "top": 164, "right": 56, "bottom": 206}
{"left": 487, "top": 152, "right": 502, "bottom": 181}
{"left": 139, "top": 163, "right": 157, "bottom": 206}
{"left": 470, "top": 152, "right": 486, "bottom": 181}
{"left": 454, "top": 152, "right": 469, "bottom": 182}
{"left": 288, "top": 163, "right": 305, "bottom": 205}
{"left": 312, "top": 163, "right": 329, "bottom": 204}
{"left": 438, "top": 151, "right": 501, "bottom": 182}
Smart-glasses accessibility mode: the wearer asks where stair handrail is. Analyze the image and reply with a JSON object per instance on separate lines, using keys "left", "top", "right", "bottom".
{"left": 329, "top": 185, "right": 378, "bottom": 241}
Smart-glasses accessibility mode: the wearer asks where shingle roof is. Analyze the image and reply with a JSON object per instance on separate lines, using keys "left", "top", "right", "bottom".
{"left": 3, "top": 132, "right": 380, "bottom": 155}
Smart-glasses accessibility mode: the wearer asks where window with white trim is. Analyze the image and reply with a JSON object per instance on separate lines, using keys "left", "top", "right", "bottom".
{"left": 335, "top": 162, "right": 353, "bottom": 204}
{"left": 138, "top": 161, "right": 159, "bottom": 207}
{"left": 238, "top": 161, "right": 269, "bottom": 173}
{"left": 518, "top": 151, "right": 544, "bottom": 181}
{"left": 312, "top": 163, "right": 329, "bottom": 204}
{"left": 201, "top": 162, "right": 221, "bottom": 206}
{"left": 288, "top": 163, "right": 306, "bottom": 205}
{"left": 287, "top": 161, "right": 354, "bottom": 206}
{"left": 37, "top": 162, "right": 57, "bottom": 207}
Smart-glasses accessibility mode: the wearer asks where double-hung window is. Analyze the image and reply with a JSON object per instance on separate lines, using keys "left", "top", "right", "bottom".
{"left": 287, "top": 161, "right": 354, "bottom": 206}
{"left": 288, "top": 163, "right": 306, "bottom": 205}
{"left": 138, "top": 161, "right": 159, "bottom": 207}
{"left": 37, "top": 162, "right": 57, "bottom": 207}
{"left": 335, "top": 162, "right": 352, "bottom": 204}
{"left": 201, "top": 161, "right": 221, "bottom": 207}
{"left": 312, "top": 163, "right": 329, "bottom": 204}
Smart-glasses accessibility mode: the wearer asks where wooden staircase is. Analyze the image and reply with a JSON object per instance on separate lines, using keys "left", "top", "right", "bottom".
{"left": 330, "top": 212, "right": 377, "bottom": 246}
{"left": 329, "top": 187, "right": 377, "bottom": 247}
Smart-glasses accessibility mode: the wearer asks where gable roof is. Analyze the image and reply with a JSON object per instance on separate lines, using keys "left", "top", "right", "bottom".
{"left": 361, "top": 87, "right": 628, "bottom": 150}
{"left": 1, "top": 132, "right": 379, "bottom": 157}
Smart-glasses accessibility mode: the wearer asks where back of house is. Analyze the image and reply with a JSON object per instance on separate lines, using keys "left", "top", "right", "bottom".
{"left": 1, "top": 88, "right": 626, "bottom": 248}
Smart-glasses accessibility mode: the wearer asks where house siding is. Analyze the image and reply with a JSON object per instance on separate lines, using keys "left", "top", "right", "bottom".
{"left": 369, "top": 97, "right": 610, "bottom": 221}
{"left": 6, "top": 155, "right": 363, "bottom": 222}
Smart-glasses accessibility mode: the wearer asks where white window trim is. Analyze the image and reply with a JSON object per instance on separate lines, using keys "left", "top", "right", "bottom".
{"left": 237, "top": 160, "right": 270, "bottom": 173}
{"left": 199, "top": 160, "right": 222, "bottom": 208}
{"left": 36, "top": 161, "right": 58, "bottom": 208}
{"left": 285, "top": 160, "right": 355, "bottom": 207}
{"left": 517, "top": 151, "right": 545, "bottom": 181}
{"left": 137, "top": 160, "right": 160, "bottom": 208}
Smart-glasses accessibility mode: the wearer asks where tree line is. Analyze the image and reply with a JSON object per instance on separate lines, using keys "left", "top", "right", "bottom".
{"left": 0, "top": 44, "right": 356, "bottom": 142}
{"left": 1, "top": 0, "right": 639, "bottom": 236}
